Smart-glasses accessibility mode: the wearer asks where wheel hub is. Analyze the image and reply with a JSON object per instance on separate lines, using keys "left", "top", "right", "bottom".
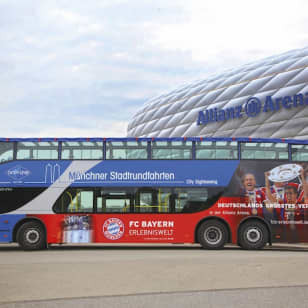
{"left": 205, "top": 227, "right": 222, "bottom": 245}
{"left": 246, "top": 228, "right": 261, "bottom": 243}
{"left": 26, "top": 229, "right": 40, "bottom": 244}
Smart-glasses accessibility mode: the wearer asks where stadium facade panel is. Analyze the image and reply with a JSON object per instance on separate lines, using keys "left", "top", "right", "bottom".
{"left": 127, "top": 46, "right": 308, "bottom": 139}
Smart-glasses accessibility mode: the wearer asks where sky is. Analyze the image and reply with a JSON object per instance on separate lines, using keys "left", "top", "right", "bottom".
{"left": 0, "top": 0, "right": 307, "bottom": 137}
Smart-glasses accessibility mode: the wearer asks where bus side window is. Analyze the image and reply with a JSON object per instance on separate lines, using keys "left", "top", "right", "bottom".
{"left": 240, "top": 142, "right": 288, "bottom": 160}
{"left": 81, "top": 191, "right": 94, "bottom": 212}
{"left": 291, "top": 144, "right": 308, "bottom": 161}
{"left": 0, "top": 142, "right": 14, "bottom": 162}
{"left": 104, "top": 198, "right": 130, "bottom": 212}
{"left": 138, "top": 191, "right": 157, "bottom": 213}
{"left": 53, "top": 189, "right": 94, "bottom": 213}
{"left": 97, "top": 196, "right": 105, "bottom": 213}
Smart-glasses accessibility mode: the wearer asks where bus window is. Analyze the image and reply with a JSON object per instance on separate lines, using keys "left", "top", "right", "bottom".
{"left": 291, "top": 144, "right": 308, "bottom": 161}
{"left": 97, "top": 196, "right": 104, "bottom": 212}
{"left": 61, "top": 142, "right": 103, "bottom": 159}
{"left": 97, "top": 189, "right": 133, "bottom": 213}
{"left": 105, "top": 198, "right": 130, "bottom": 212}
{"left": 0, "top": 187, "right": 46, "bottom": 214}
{"left": 196, "top": 141, "right": 238, "bottom": 159}
{"left": 0, "top": 142, "right": 14, "bottom": 163}
{"left": 157, "top": 188, "right": 172, "bottom": 213}
{"left": 74, "top": 191, "right": 93, "bottom": 212}
{"left": 53, "top": 189, "right": 94, "bottom": 213}
{"left": 174, "top": 188, "right": 223, "bottom": 213}
{"left": 175, "top": 188, "right": 208, "bottom": 212}
{"left": 241, "top": 142, "right": 288, "bottom": 160}
{"left": 135, "top": 188, "right": 173, "bottom": 213}
{"left": 17, "top": 142, "right": 58, "bottom": 160}
{"left": 152, "top": 141, "right": 192, "bottom": 159}
{"left": 106, "top": 141, "right": 148, "bottom": 159}
{"left": 138, "top": 191, "right": 155, "bottom": 213}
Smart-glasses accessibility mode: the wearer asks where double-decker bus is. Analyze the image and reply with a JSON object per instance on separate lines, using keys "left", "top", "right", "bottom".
{"left": 0, "top": 137, "right": 308, "bottom": 250}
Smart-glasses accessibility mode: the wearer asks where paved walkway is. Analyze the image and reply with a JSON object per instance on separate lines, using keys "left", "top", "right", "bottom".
{"left": 1, "top": 243, "right": 308, "bottom": 307}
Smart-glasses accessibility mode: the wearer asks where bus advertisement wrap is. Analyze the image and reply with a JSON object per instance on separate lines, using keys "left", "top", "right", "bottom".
{"left": 1, "top": 137, "right": 308, "bottom": 250}
{"left": 1, "top": 160, "right": 308, "bottom": 245}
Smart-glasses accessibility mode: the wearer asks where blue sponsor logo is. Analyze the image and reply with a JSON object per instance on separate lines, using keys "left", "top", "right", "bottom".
{"left": 7, "top": 165, "right": 31, "bottom": 180}
{"left": 197, "top": 92, "right": 308, "bottom": 125}
{"left": 244, "top": 97, "right": 262, "bottom": 117}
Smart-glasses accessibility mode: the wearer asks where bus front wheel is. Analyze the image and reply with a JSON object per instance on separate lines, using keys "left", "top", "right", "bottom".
{"left": 197, "top": 220, "right": 228, "bottom": 249}
{"left": 17, "top": 221, "right": 46, "bottom": 251}
{"left": 238, "top": 220, "right": 268, "bottom": 250}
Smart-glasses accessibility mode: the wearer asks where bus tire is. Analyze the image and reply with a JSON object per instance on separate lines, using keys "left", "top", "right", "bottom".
{"left": 17, "top": 221, "right": 46, "bottom": 251}
{"left": 238, "top": 220, "right": 268, "bottom": 250}
{"left": 197, "top": 220, "right": 228, "bottom": 249}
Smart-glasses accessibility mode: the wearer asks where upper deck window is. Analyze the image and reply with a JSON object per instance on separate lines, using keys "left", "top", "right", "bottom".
{"left": 17, "top": 142, "right": 58, "bottom": 160}
{"left": 106, "top": 141, "right": 148, "bottom": 159}
{"left": 241, "top": 142, "right": 288, "bottom": 160}
{"left": 0, "top": 142, "right": 14, "bottom": 163}
{"left": 152, "top": 141, "right": 192, "bottom": 159}
{"left": 61, "top": 141, "right": 103, "bottom": 159}
{"left": 291, "top": 144, "right": 308, "bottom": 161}
{"left": 196, "top": 141, "right": 238, "bottom": 159}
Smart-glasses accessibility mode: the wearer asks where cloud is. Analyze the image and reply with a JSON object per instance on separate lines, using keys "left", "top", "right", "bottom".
{"left": 0, "top": 0, "right": 307, "bottom": 138}
{"left": 36, "top": 120, "right": 129, "bottom": 138}
{"left": 152, "top": 0, "right": 308, "bottom": 65}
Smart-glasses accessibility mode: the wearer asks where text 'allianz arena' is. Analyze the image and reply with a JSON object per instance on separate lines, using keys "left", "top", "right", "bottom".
{"left": 127, "top": 46, "right": 308, "bottom": 139}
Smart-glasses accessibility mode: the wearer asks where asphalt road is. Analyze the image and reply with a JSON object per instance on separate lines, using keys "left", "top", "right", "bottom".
{"left": 1, "top": 243, "right": 308, "bottom": 307}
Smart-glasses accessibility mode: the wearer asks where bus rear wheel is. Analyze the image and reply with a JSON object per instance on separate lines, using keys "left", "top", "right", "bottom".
{"left": 197, "top": 220, "right": 228, "bottom": 249}
{"left": 17, "top": 221, "right": 46, "bottom": 251}
{"left": 238, "top": 220, "right": 268, "bottom": 250}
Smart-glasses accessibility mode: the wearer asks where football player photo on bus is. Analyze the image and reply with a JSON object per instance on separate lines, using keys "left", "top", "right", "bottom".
{"left": 231, "top": 161, "right": 308, "bottom": 242}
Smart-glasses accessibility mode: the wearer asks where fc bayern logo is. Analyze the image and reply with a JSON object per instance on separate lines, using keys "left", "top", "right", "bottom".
{"left": 103, "top": 218, "right": 124, "bottom": 240}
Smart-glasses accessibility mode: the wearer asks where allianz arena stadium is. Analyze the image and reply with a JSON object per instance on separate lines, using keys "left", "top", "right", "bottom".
{"left": 127, "top": 46, "right": 308, "bottom": 139}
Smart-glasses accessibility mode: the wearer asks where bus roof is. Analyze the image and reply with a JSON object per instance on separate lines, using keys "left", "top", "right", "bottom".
{"left": 0, "top": 137, "right": 308, "bottom": 144}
